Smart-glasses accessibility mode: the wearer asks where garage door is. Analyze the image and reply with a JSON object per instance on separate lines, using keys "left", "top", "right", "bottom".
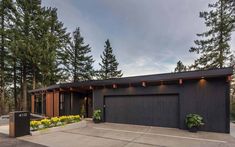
{"left": 104, "top": 95, "right": 179, "bottom": 128}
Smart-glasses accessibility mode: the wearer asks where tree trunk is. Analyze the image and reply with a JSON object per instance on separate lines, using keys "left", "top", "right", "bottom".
{"left": 32, "top": 66, "right": 36, "bottom": 89}
{"left": 22, "top": 64, "right": 27, "bottom": 111}
{"left": 218, "top": 0, "right": 224, "bottom": 68}
{"left": 13, "top": 58, "right": 17, "bottom": 110}
{"left": 0, "top": 6, "right": 5, "bottom": 115}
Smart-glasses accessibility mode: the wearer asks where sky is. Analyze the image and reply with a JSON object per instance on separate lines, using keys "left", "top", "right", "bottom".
{"left": 42, "top": 0, "right": 235, "bottom": 77}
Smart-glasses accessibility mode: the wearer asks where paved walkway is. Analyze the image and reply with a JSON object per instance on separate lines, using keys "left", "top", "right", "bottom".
{"left": 231, "top": 123, "right": 235, "bottom": 138}
{"left": 0, "top": 133, "right": 46, "bottom": 147}
{"left": 0, "top": 118, "right": 9, "bottom": 126}
{"left": 19, "top": 121, "right": 235, "bottom": 147}
{"left": 0, "top": 121, "right": 46, "bottom": 147}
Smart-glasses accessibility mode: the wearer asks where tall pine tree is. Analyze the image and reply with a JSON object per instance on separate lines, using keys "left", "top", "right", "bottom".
{"left": 0, "top": 0, "right": 14, "bottom": 113}
{"left": 174, "top": 60, "right": 187, "bottom": 72}
{"left": 0, "top": 0, "right": 70, "bottom": 112}
{"left": 66, "top": 27, "right": 94, "bottom": 82}
{"left": 15, "top": 0, "right": 43, "bottom": 110}
{"left": 37, "top": 7, "right": 70, "bottom": 87}
{"left": 99, "top": 39, "right": 122, "bottom": 79}
{"left": 190, "top": 0, "right": 235, "bottom": 69}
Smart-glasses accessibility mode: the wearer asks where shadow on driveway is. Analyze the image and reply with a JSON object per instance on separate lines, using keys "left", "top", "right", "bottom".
{"left": 0, "top": 133, "right": 47, "bottom": 147}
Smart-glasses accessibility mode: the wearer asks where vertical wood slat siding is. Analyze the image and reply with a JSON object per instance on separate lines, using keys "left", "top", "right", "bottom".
{"left": 94, "top": 77, "right": 229, "bottom": 133}
{"left": 54, "top": 91, "right": 59, "bottom": 117}
{"left": 46, "top": 92, "right": 54, "bottom": 117}
{"left": 105, "top": 95, "right": 179, "bottom": 128}
{"left": 31, "top": 95, "right": 35, "bottom": 113}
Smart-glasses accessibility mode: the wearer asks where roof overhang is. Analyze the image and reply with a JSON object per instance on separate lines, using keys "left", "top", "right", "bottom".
{"left": 29, "top": 67, "right": 233, "bottom": 94}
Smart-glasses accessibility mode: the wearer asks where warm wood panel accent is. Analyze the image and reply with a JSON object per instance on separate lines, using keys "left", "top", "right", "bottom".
{"left": 31, "top": 95, "right": 35, "bottom": 113}
{"left": 46, "top": 92, "right": 54, "bottom": 117}
{"left": 53, "top": 91, "right": 60, "bottom": 117}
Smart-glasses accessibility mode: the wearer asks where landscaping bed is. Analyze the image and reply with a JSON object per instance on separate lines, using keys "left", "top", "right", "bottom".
{"left": 30, "top": 115, "right": 82, "bottom": 133}
{"left": 31, "top": 120, "right": 86, "bottom": 136}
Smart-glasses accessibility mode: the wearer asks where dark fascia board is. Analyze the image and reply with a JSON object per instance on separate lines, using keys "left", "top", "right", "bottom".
{"left": 29, "top": 67, "right": 233, "bottom": 93}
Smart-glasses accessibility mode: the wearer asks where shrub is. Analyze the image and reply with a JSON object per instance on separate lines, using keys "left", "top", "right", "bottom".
{"left": 59, "top": 116, "right": 68, "bottom": 124}
{"left": 93, "top": 109, "right": 102, "bottom": 121}
{"left": 73, "top": 115, "right": 81, "bottom": 122}
{"left": 230, "top": 102, "right": 235, "bottom": 121}
{"left": 80, "top": 105, "right": 86, "bottom": 118}
{"left": 30, "top": 120, "right": 41, "bottom": 130}
{"left": 185, "top": 114, "right": 204, "bottom": 128}
{"left": 30, "top": 115, "right": 81, "bottom": 131}
{"left": 51, "top": 117, "right": 60, "bottom": 126}
{"left": 67, "top": 115, "right": 74, "bottom": 123}
{"left": 41, "top": 118, "right": 51, "bottom": 128}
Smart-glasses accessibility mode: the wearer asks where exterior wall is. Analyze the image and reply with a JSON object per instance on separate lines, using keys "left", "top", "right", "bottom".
{"left": 46, "top": 92, "right": 54, "bottom": 117}
{"left": 59, "top": 92, "right": 88, "bottom": 116}
{"left": 93, "top": 77, "right": 229, "bottom": 133}
{"left": 31, "top": 95, "right": 35, "bottom": 113}
{"left": 54, "top": 91, "right": 60, "bottom": 117}
{"left": 180, "top": 78, "right": 229, "bottom": 133}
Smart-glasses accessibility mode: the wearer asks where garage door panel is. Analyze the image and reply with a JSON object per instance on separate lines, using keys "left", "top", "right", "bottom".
{"left": 105, "top": 95, "right": 178, "bottom": 128}
{"left": 105, "top": 96, "right": 151, "bottom": 125}
{"left": 152, "top": 95, "right": 179, "bottom": 127}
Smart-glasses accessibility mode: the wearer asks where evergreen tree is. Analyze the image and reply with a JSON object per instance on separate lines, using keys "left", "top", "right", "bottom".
{"left": 66, "top": 27, "right": 94, "bottom": 82}
{"left": 37, "top": 8, "right": 70, "bottom": 86}
{"left": 0, "top": 0, "right": 70, "bottom": 112}
{"left": 0, "top": 0, "right": 14, "bottom": 113}
{"left": 189, "top": 0, "right": 235, "bottom": 69}
{"left": 7, "top": 1, "right": 21, "bottom": 110}
{"left": 174, "top": 60, "right": 187, "bottom": 72}
{"left": 230, "top": 55, "right": 235, "bottom": 120}
{"left": 14, "top": 0, "right": 43, "bottom": 110}
{"left": 99, "top": 39, "right": 122, "bottom": 79}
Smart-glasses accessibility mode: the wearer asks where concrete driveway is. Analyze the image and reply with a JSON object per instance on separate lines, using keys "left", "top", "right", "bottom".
{"left": 19, "top": 121, "right": 235, "bottom": 147}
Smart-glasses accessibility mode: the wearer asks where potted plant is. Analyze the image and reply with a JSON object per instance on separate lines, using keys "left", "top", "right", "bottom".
{"left": 93, "top": 109, "right": 102, "bottom": 123}
{"left": 185, "top": 114, "right": 204, "bottom": 132}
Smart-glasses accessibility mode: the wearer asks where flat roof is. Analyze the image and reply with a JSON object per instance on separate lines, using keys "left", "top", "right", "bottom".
{"left": 29, "top": 67, "right": 233, "bottom": 93}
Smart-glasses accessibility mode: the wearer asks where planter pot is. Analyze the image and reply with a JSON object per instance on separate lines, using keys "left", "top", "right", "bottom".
{"left": 189, "top": 126, "right": 199, "bottom": 133}
{"left": 93, "top": 119, "right": 101, "bottom": 123}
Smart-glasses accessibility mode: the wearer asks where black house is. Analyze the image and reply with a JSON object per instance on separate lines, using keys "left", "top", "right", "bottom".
{"left": 29, "top": 67, "right": 233, "bottom": 133}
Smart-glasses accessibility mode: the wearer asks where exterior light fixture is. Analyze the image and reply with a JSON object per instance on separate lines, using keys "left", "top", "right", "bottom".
{"left": 113, "top": 84, "right": 117, "bottom": 89}
{"left": 227, "top": 75, "right": 232, "bottom": 82}
{"left": 179, "top": 79, "right": 183, "bottom": 85}
{"left": 142, "top": 81, "right": 146, "bottom": 87}
{"left": 89, "top": 86, "right": 93, "bottom": 90}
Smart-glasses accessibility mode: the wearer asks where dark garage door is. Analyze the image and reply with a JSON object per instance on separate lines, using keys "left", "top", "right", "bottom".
{"left": 104, "top": 95, "right": 179, "bottom": 128}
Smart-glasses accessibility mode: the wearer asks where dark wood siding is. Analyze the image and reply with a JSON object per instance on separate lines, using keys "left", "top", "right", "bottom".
{"left": 93, "top": 77, "right": 229, "bottom": 133}
{"left": 105, "top": 95, "right": 179, "bottom": 128}
{"left": 58, "top": 92, "right": 72, "bottom": 116}
{"left": 180, "top": 78, "right": 228, "bottom": 132}
{"left": 71, "top": 93, "right": 83, "bottom": 115}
